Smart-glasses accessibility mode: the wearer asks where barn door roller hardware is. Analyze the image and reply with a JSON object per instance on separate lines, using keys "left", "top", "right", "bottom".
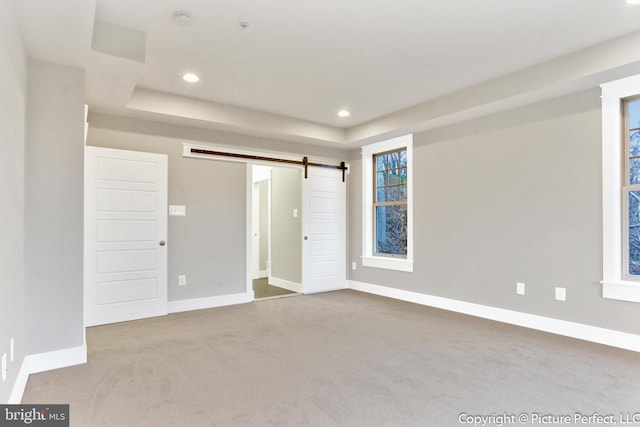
{"left": 190, "top": 148, "right": 348, "bottom": 182}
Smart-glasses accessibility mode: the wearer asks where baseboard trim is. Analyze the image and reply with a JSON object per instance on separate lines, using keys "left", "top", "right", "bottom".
{"left": 269, "top": 277, "right": 303, "bottom": 293}
{"left": 8, "top": 344, "right": 88, "bottom": 403}
{"left": 23, "top": 344, "right": 88, "bottom": 375}
{"left": 349, "top": 280, "right": 640, "bottom": 353}
{"left": 8, "top": 361, "right": 29, "bottom": 404}
{"left": 168, "top": 292, "right": 253, "bottom": 314}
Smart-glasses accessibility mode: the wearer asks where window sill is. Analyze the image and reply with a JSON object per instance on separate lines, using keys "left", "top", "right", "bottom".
{"left": 601, "top": 280, "right": 640, "bottom": 303}
{"left": 362, "top": 256, "right": 413, "bottom": 272}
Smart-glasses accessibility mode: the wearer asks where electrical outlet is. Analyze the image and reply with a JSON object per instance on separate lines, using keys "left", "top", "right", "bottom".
{"left": 352, "top": 262, "right": 357, "bottom": 270}
{"left": 178, "top": 275, "right": 187, "bottom": 286}
{"left": 516, "top": 282, "right": 525, "bottom": 295}
{"left": 555, "top": 287, "right": 566, "bottom": 301}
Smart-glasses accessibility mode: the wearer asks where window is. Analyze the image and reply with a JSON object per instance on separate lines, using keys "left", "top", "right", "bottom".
{"left": 601, "top": 75, "right": 640, "bottom": 302}
{"left": 373, "top": 148, "right": 408, "bottom": 257}
{"left": 624, "top": 97, "right": 640, "bottom": 279}
{"left": 362, "top": 135, "right": 413, "bottom": 272}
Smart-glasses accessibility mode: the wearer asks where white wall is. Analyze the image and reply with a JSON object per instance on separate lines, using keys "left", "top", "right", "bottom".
{"left": 0, "top": 0, "right": 27, "bottom": 403}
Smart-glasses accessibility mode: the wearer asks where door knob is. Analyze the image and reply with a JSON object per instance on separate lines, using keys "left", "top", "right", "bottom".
{"left": 304, "top": 236, "right": 308, "bottom": 240}
{"left": 159, "top": 240, "right": 166, "bottom": 246}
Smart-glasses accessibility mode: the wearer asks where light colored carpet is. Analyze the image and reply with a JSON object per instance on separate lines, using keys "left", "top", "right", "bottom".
{"left": 21, "top": 290, "right": 640, "bottom": 426}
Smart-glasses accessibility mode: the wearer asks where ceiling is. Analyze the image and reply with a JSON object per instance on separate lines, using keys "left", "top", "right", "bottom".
{"left": 11, "top": 0, "right": 640, "bottom": 147}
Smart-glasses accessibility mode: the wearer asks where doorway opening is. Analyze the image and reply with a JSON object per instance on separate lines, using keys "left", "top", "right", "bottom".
{"left": 251, "top": 165, "right": 302, "bottom": 300}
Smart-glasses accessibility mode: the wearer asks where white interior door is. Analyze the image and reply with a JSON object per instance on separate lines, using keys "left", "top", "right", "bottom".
{"left": 302, "top": 167, "right": 347, "bottom": 293}
{"left": 85, "top": 146, "right": 168, "bottom": 327}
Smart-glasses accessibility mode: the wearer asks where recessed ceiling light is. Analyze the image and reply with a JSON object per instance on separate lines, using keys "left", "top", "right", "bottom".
{"left": 338, "top": 110, "right": 350, "bottom": 117}
{"left": 183, "top": 73, "right": 200, "bottom": 83}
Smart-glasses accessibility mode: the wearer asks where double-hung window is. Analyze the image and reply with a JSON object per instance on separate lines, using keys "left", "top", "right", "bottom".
{"left": 362, "top": 134, "right": 413, "bottom": 272}
{"left": 373, "top": 149, "right": 408, "bottom": 256}
{"left": 601, "top": 75, "right": 640, "bottom": 302}
{"left": 624, "top": 97, "right": 640, "bottom": 279}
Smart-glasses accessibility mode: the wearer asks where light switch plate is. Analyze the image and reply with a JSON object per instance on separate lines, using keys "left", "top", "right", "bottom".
{"left": 516, "top": 282, "right": 525, "bottom": 295}
{"left": 169, "top": 205, "right": 186, "bottom": 216}
{"left": 555, "top": 287, "right": 566, "bottom": 301}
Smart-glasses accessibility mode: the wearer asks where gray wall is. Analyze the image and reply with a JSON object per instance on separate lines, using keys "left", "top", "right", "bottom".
{"left": 270, "top": 168, "right": 302, "bottom": 284}
{"left": 88, "top": 126, "right": 247, "bottom": 301}
{"left": 0, "top": 0, "right": 26, "bottom": 402}
{"left": 24, "top": 60, "right": 85, "bottom": 355}
{"left": 349, "top": 88, "right": 640, "bottom": 335}
{"left": 258, "top": 180, "right": 269, "bottom": 273}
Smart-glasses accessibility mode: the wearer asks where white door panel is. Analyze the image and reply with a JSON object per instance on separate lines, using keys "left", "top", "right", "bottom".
{"left": 310, "top": 197, "right": 340, "bottom": 213}
{"left": 310, "top": 219, "right": 341, "bottom": 234}
{"left": 97, "top": 250, "right": 157, "bottom": 273}
{"left": 97, "top": 278, "right": 158, "bottom": 305}
{"left": 85, "top": 146, "right": 168, "bottom": 326}
{"left": 96, "top": 220, "right": 157, "bottom": 242}
{"left": 97, "top": 189, "right": 158, "bottom": 212}
{"left": 302, "top": 167, "right": 347, "bottom": 294}
{"left": 309, "top": 240, "right": 340, "bottom": 256}
{"left": 97, "top": 157, "right": 158, "bottom": 182}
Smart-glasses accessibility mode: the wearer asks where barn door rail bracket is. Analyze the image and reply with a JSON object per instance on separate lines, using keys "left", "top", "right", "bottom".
{"left": 190, "top": 148, "right": 348, "bottom": 182}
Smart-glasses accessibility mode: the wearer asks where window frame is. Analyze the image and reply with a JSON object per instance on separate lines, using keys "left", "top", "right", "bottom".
{"left": 361, "top": 134, "right": 413, "bottom": 272}
{"left": 622, "top": 96, "right": 640, "bottom": 281}
{"left": 373, "top": 148, "right": 408, "bottom": 258}
{"left": 601, "top": 75, "right": 640, "bottom": 302}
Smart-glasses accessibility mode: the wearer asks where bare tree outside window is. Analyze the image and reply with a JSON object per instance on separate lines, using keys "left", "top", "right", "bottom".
{"left": 373, "top": 149, "right": 407, "bottom": 256}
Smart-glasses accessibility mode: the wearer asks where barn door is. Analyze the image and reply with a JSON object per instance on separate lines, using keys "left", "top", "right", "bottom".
{"left": 302, "top": 167, "right": 346, "bottom": 293}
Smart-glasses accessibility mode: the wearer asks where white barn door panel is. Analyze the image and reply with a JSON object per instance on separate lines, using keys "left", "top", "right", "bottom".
{"left": 85, "top": 147, "right": 168, "bottom": 327}
{"left": 302, "top": 167, "right": 347, "bottom": 294}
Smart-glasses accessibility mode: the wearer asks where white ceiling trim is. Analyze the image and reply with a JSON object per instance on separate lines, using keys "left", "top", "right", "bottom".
{"left": 127, "top": 88, "right": 347, "bottom": 144}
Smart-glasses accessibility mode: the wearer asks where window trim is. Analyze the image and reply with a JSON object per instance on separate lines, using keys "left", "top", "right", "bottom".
{"left": 362, "top": 134, "right": 413, "bottom": 272}
{"left": 601, "top": 75, "right": 640, "bottom": 302}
